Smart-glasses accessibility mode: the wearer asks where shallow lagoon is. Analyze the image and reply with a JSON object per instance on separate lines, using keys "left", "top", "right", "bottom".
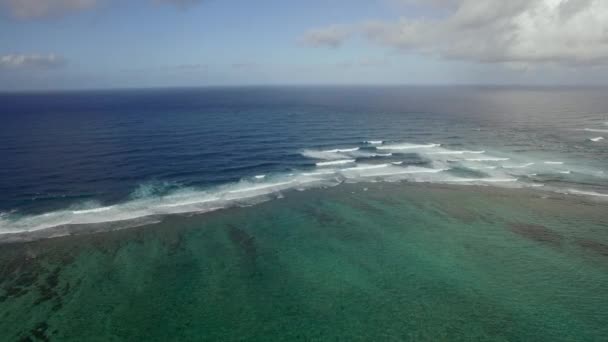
{"left": 1, "top": 182, "right": 607, "bottom": 341}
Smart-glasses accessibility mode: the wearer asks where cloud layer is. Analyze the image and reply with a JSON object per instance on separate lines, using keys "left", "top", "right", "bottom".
{"left": 306, "top": 0, "right": 608, "bottom": 66}
{"left": 0, "top": 54, "right": 67, "bottom": 69}
{"left": 0, "top": 0, "right": 204, "bottom": 18}
{"left": 302, "top": 25, "right": 353, "bottom": 48}
{"left": 0, "top": 0, "right": 98, "bottom": 19}
{"left": 155, "top": 0, "right": 204, "bottom": 9}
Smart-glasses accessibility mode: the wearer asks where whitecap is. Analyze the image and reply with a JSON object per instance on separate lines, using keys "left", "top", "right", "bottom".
{"left": 316, "top": 159, "right": 355, "bottom": 167}
{"left": 356, "top": 167, "right": 448, "bottom": 178}
{"left": 226, "top": 181, "right": 295, "bottom": 194}
{"left": 430, "top": 150, "right": 485, "bottom": 155}
{"left": 448, "top": 177, "right": 518, "bottom": 183}
{"left": 502, "top": 163, "right": 535, "bottom": 169}
{"left": 364, "top": 140, "right": 383, "bottom": 144}
{"left": 254, "top": 175, "right": 266, "bottom": 179}
{"left": 583, "top": 128, "right": 608, "bottom": 133}
{"left": 589, "top": 137, "right": 604, "bottom": 142}
{"left": 301, "top": 170, "right": 336, "bottom": 177}
{"left": 72, "top": 206, "right": 115, "bottom": 215}
{"left": 544, "top": 161, "right": 564, "bottom": 165}
{"left": 377, "top": 143, "right": 440, "bottom": 150}
{"left": 566, "top": 189, "right": 608, "bottom": 197}
{"left": 322, "top": 147, "right": 360, "bottom": 153}
{"left": 341, "top": 164, "right": 389, "bottom": 172}
{"left": 465, "top": 157, "right": 510, "bottom": 162}
{"left": 158, "top": 198, "right": 220, "bottom": 208}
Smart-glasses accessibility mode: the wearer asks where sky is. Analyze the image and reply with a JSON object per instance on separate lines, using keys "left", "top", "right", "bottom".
{"left": 1, "top": 0, "right": 608, "bottom": 90}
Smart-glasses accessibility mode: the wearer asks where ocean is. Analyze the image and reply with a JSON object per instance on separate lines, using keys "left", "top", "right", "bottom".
{"left": 1, "top": 86, "right": 607, "bottom": 340}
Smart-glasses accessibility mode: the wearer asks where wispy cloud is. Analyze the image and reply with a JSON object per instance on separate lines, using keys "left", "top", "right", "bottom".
{"left": 0, "top": 0, "right": 98, "bottom": 19}
{"left": 173, "top": 63, "right": 206, "bottom": 70}
{"left": 0, "top": 0, "right": 205, "bottom": 19}
{"left": 155, "top": 0, "right": 204, "bottom": 9}
{"left": 301, "top": 25, "right": 353, "bottom": 48}
{"left": 0, "top": 54, "right": 67, "bottom": 69}
{"left": 305, "top": 0, "right": 608, "bottom": 66}
{"left": 231, "top": 62, "right": 258, "bottom": 69}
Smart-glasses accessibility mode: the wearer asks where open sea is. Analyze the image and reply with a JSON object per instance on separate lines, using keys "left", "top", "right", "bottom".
{"left": 1, "top": 86, "right": 607, "bottom": 341}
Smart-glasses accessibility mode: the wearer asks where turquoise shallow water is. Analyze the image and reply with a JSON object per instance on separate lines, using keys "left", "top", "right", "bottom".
{"left": 1, "top": 183, "right": 607, "bottom": 341}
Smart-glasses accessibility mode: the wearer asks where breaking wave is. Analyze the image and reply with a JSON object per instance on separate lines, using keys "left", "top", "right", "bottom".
{"left": 2, "top": 139, "right": 607, "bottom": 242}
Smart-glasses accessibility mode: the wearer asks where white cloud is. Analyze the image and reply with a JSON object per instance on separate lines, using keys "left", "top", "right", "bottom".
{"left": 301, "top": 25, "right": 353, "bottom": 48}
{"left": 307, "top": 0, "right": 608, "bottom": 66}
{"left": 0, "top": 0, "right": 98, "bottom": 19}
{"left": 0, "top": 0, "right": 205, "bottom": 18}
{"left": 0, "top": 54, "right": 67, "bottom": 69}
{"left": 155, "top": 0, "right": 204, "bottom": 9}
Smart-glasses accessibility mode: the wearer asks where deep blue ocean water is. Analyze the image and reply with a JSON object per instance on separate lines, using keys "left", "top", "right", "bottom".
{"left": 1, "top": 86, "right": 607, "bottom": 239}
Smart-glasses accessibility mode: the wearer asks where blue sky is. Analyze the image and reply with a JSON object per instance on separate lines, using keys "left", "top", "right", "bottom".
{"left": 1, "top": 0, "right": 608, "bottom": 90}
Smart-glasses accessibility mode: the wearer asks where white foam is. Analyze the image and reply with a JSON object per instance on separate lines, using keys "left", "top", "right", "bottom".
{"left": 559, "top": 171, "right": 571, "bottom": 174}
{"left": 377, "top": 143, "right": 440, "bottom": 150}
{"left": 301, "top": 170, "right": 336, "bottom": 176}
{"left": 341, "top": 164, "right": 389, "bottom": 172}
{"left": 589, "top": 137, "right": 604, "bottom": 142}
{"left": 322, "top": 147, "right": 359, "bottom": 153}
{"left": 345, "top": 165, "right": 448, "bottom": 181}
{"left": 583, "top": 128, "right": 608, "bottom": 133}
{"left": 386, "top": 167, "right": 448, "bottom": 175}
{"left": 348, "top": 150, "right": 392, "bottom": 158}
{"left": 430, "top": 150, "right": 485, "bottom": 155}
{"left": 465, "top": 157, "right": 510, "bottom": 162}
{"left": 502, "top": 163, "right": 535, "bottom": 169}
{"left": 316, "top": 159, "right": 355, "bottom": 167}
{"left": 301, "top": 149, "right": 347, "bottom": 160}
{"left": 448, "top": 177, "right": 518, "bottom": 183}
{"left": 72, "top": 206, "right": 115, "bottom": 215}
{"left": 364, "top": 140, "right": 383, "bottom": 144}
{"left": 3, "top": 140, "right": 606, "bottom": 242}
{"left": 158, "top": 197, "right": 220, "bottom": 208}
{"left": 227, "top": 181, "right": 294, "bottom": 194}
{"left": 566, "top": 189, "right": 608, "bottom": 197}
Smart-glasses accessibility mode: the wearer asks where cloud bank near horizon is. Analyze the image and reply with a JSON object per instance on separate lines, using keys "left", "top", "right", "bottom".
{"left": 0, "top": 54, "right": 67, "bottom": 69}
{"left": 304, "top": 0, "right": 608, "bottom": 67}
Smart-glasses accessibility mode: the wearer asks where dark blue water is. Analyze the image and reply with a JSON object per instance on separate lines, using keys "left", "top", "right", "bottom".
{"left": 1, "top": 86, "right": 607, "bottom": 237}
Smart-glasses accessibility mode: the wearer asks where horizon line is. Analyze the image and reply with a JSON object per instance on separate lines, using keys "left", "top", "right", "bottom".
{"left": 2, "top": 83, "right": 608, "bottom": 94}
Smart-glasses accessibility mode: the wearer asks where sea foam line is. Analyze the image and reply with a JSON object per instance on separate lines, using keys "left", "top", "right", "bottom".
{"left": 430, "top": 150, "right": 485, "bottom": 155}
{"left": 341, "top": 164, "right": 389, "bottom": 172}
{"left": 316, "top": 159, "right": 355, "bottom": 167}
{"left": 322, "top": 147, "right": 359, "bottom": 153}
{"left": 377, "top": 143, "right": 440, "bottom": 150}
{"left": 583, "top": 128, "right": 608, "bottom": 133}
{"left": 465, "top": 157, "right": 510, "bottom": 162}
{"left": 2, "top": 140, "right": 606, "bottom": 241}
{"left": 566, "top": 189, "right": 608, "bottom": 197}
